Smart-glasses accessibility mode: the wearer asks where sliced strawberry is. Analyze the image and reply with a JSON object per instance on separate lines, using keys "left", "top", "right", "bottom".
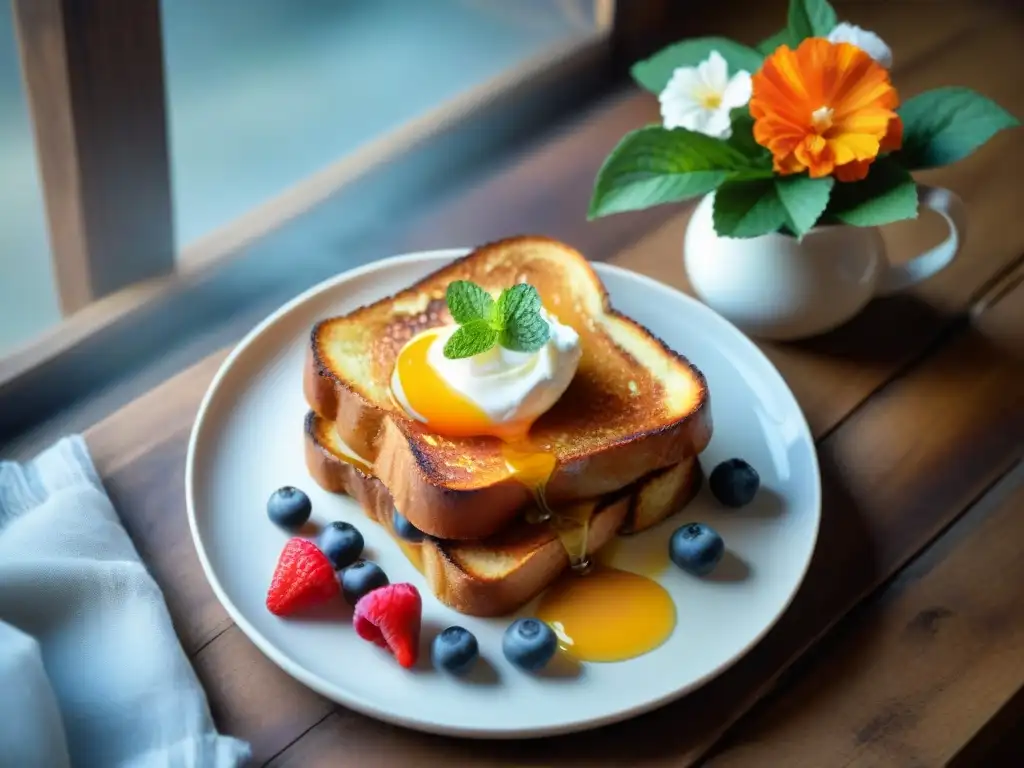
{"left": 266, "top": 538, "right": 339, "bottom": 616}
{"left": 353, "top": 583, "right": 422, "bottom": 668}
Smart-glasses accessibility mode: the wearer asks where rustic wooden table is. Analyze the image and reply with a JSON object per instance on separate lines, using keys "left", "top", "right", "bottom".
{"left": 83, "top": 3, "right": 1023, "bottom": 765}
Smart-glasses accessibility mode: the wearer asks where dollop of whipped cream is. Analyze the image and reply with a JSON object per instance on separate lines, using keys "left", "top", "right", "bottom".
{"left": 391, "top": 308, "right": 581, "bottom": 430}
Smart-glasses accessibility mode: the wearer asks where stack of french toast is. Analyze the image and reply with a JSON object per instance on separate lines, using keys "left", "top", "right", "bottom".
{"left": 302, "top": 236, "right": 712, "bottom": 616}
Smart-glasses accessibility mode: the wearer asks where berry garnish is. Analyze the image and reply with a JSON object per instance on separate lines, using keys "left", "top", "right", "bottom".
{"left": 502, "top": 618, "right": 557, "bottom": 672}
{"left": 669, "top": 523, "right": 725, "bottom": 576}
{"left": 709, "top": 459, "right": 760, "bottom": 508}
{"left": 267, "top": 486, "right": 312, "bottom": 529}
{"left": 341, "top": 560, "right": 389, "bottom": 606}
{"left": 392, "top": 508, "right": 424, "bottom": 542}
{"left": 353, "top": 583, "right": 422, "bottom": 669}
{"left": 317, "top": 521, "right": 364, "bottom": 569}
{"left": 431, "top": 626, "right": 479, "bottom": 676}
{"left": 266, "top": 538, "right": 339, "bottom": 616}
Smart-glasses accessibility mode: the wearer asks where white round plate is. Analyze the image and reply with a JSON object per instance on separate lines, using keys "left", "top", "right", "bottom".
{"left": 186, "top": 249, "right": 820, "bottom": 739}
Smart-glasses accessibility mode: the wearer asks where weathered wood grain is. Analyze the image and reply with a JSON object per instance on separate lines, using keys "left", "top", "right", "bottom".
{"left": 711, "top": 466, "right": 1024, "bottom": 767}
{"left": 950, "top": 683, "right": 1024, "bottom": 767}
{"left": 705, "top": 262, "right": 1024, "bottom": 768}
{"left": 90, "top": 353, "right": 231, "bottom": 652}
{"left": 191, "top": 625, "right": 335, "bottom": 763}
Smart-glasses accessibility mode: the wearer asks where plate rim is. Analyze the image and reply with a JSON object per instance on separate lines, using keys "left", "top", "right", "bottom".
{"left": 185, "top": 247, "right": 821, "bottom": 739}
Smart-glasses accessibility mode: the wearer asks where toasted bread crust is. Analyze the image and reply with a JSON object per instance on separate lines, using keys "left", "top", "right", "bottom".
{"left": 304, "top": 412, "right": 698, "bottom": 616}
{"left": 305, "top": 235, "right": 712, "bottom": 540}
{"left": 428, "top": 495, "right": 630, "bottom": 616}
{"left": 305, "top": 412, "right": 630, "bottom": 615}
{"left": 620, "top": 459, "right": 703, "bottom": 534}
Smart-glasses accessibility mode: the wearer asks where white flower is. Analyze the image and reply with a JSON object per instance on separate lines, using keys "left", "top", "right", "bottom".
{"left": 658, "top": 51, "right": 752, "bottom": 139}
{"left": 827, "top": 22, "right": 893, "bottom": 69}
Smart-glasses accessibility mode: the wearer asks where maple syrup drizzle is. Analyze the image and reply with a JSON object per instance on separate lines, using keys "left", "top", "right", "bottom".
{"left": 537, "top": 565, "right": 675, "bottom": 662}
{"left": 396, "top": 538, "right": 424, "bottom": 574}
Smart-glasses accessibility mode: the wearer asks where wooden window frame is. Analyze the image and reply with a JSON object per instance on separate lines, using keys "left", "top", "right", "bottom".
{"left": 13, "top": 0, "right": 176, "bottom": 315}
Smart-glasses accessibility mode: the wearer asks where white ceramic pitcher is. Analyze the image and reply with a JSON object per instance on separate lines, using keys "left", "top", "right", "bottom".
{"left": 683, "top": 186, "right": 967, "bottom": 341}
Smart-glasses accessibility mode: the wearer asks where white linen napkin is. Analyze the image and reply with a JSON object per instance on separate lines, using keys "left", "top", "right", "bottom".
{"left": 0, "top": 436, "right": 250, "bottom": 768}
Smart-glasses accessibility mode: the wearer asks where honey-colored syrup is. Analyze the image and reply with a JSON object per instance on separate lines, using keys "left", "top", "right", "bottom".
{"left": 597, "top": 537, "right": 671, "bottom": 578}
{"left": 537, "top": 565, "right": 676, "bottom": 662}
{"left": 396, "top": 538, "right": 424, "bottom": 574}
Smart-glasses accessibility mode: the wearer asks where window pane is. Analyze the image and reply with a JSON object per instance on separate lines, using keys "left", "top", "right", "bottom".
{"left": 0, "top": 0, "right": 603, "bottom": 361}
{"left": 162, "top": 0, "right": 603, "bottom": 247}
{"left": 0, "top": 5, "right": 60, "bottom": 357}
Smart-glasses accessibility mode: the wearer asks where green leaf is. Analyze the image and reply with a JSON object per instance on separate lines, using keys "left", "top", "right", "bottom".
{"left": 787, "top": 0, "right": 838, "bottom": 41}
{"left": 630, "top": 37, "right": 763, "bottom": 94}
{"left": 589, "top": 126, "right": 771, "bottom": 218}
{"left": 895, "top": 87, "right": 1020, "bottom": 170}
{"left": 775, "top": 175, "right": 834, "bottom": 236}
{"left": 726, "top": 107, "right": 772, "bottom": 167}
{"left": 500, "top": 312, "right": 550, "bottom": 353}
{"left": 757, "top": 27, "right": 795, "bottom": 55}
{"left": 712, "top": 179, "right": 788, "bottom": 238}
{"left": 496, "top": 283, "right": 541, "bottom": 327}
{"left": 827, "top": 157, "right": 918, "bottom": 227}
{"left": 446, "top": 280, "right": 495, "bottom": 325}
{"left": 443, "top": 320, "right": 498, "bottom": 359}
{"left": 495, "top": 283, "right": 549, "bottom": 353}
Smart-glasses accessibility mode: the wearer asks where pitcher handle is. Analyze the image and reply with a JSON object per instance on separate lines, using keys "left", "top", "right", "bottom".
{"left": 875, "top": 185, "right": 968, "bottom": 296}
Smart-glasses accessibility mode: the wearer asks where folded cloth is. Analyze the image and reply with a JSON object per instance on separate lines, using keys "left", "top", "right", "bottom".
{"left": 0, "top": 437, "right": 250, "bottom": 768}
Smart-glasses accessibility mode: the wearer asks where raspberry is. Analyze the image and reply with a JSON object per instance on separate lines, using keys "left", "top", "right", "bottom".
{"left": 266, "top": 538, "right": 339, "bottom": 616}
{"left": 353, "top": 583, "right": 422, "bottom": 668}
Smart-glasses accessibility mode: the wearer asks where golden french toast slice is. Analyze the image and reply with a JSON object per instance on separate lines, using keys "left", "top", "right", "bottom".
{"left": 305, "top": 235, "right": 712, "bottom": 541}
{"left": 621, "top": 461, "right": 703, "bottom": 534}
{"left": 305, "top": 412, "right": 701, "bottom": 616}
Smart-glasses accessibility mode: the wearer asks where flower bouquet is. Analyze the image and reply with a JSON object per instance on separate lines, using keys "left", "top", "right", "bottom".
{"left": 588, "top": 0, "right": 1019, "bottom": 239}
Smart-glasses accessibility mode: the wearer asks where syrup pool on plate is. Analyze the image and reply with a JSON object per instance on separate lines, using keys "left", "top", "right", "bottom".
{"left": 536, "top": 565, "right": 676, "bottom": 663}
{"left": 534, "top": 499, "right": 677, "bottom": 662}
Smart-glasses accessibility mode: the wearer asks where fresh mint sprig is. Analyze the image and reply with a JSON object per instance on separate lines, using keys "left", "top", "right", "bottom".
{"left": 443, "top": 280, "right": 550, "bottom": 359}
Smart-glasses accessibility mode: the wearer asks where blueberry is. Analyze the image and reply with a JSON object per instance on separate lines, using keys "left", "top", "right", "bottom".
{"left": 431, "top": 626, "right": 479, "bottom": 676}
{"left": 341, "top": 560, "right": 389, "bottom": 605}
{"left": 709, "top": 458, "right": 760, "bottom": 508}
{"left": 502, "top": 618, "right": 557, "bottom": 672}
{"left": 317, "top": 521, "right": 364, "bottom": 569}
{"left": 267, "top": 486, "right": 311, "bottom": 529}
{"left": 392, "top": 508, "right": 424, "bottom": 542}
{"left": 669, "top": 523, "right": 725, "bottom": 576}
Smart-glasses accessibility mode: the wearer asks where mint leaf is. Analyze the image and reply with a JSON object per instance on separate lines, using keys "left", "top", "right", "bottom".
{"left": 589, "top": 126, "right": 771, "bottom": 219}
{"left": 712, "top": 179, "right": 788, "bottom": 238}
{"left": 787, "top": 0, "right": 838, "bottom": 41}
{"left": 828, "top": 157, "right": 918, "bottom": 227}
{"left": 631, "top": 37, "right": 763, "bottom": 94}
{"left": 500, "top": 311, "right": 550, "bottom": 353}
{"left": 497, "top": 283, "right": 541, "bottom": 327}
{"left": 895, "top": 87, "right": 1020, "bottom": 170}
{"left": 776, "top": 175, "right": 834, "bottom": 237}
{"left": 757, "top": 28, "right": 795, "bottom": 55}
{"left": 443, "top": 320, "right": 498, "bottom": 359}
{"left": 446, "top": 280, "right": 495, "bottom": 324}
{"left": 496, "top": 284, "right": 550, "bottom": 353}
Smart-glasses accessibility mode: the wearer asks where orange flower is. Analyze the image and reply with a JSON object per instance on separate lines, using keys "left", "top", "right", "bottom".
{"left": 749, "top": 37, "right": 902, "bottom": 181}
